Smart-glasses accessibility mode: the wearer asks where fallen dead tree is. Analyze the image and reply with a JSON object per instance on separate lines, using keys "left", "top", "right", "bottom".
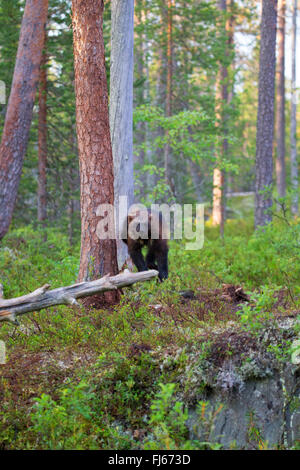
{"left": 0, "top": 269, "right": 158, "bottom": 324}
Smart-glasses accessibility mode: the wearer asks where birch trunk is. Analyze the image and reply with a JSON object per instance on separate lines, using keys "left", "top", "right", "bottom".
{"left": 110, "top": 0, "right": 135, "bottom": 270}
{"left": 72, "top": 0, "right": 119, "bottom": 305}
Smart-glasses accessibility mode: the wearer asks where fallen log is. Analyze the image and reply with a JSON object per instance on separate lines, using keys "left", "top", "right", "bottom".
{"left": 0, "top": 269, "right": 158, "bottom": 324}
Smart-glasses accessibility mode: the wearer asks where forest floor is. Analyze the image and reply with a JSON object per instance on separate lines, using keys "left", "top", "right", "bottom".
{"left": 0, "top": 217, "right": 299, "bottom": 449}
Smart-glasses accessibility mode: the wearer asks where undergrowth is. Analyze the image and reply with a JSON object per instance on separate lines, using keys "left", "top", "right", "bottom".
{"left": 0, "top": 219, "right": 299, "bottom": 449}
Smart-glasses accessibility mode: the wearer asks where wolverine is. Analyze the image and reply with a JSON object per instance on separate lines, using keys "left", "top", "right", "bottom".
{"left": 122, "top": 207, "right": 169, "bottom": 281}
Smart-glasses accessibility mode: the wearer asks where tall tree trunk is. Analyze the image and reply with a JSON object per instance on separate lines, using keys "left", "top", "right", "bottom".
{"left": 255, "top": 0, "right": 278, "bottom": 228}
{"left": 38, "top": 29, "right": 48, "bottom": 224}
{"left": 212, "top": 0, "right": 233, "bottom": 236}
{"left": 134, "top": 4, "right": 146, "bottom": 196}
{"left": 110, "top": 0, "right": 135, "bottom": 270}
{"left": 0, "top": 0, "right": 48, "bottom": 240}
{"left": 290, "top": 0, "right": 298, "bottom": 216}
{"left": 275, "top": 0, "right": 286, "bottom": 200}
{"left": 72, "top": 0, "right": 119, "bottom": 305}
{"left": 67, "top": 124, "right": 79, "bottom": 246}
{"left": 164, "top": 0, "right": 173, "bottom": 190}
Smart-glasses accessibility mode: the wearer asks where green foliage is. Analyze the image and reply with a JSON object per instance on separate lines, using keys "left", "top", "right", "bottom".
{"left": 0, "top": 0, "right": 23, "bottom": 109}
{"left": 0, "top": 0, "right": 298, "bottom": 451}
{"left": 31, "top": 381, "right": 100, "bottom": 449}
{"left": 134, "top": 106, "right": 217, "bottom": 164}
{"left": 0, "top": 220, "right": 299, "bottom": 449}
{"left": 134, "top": 165, "right": 172, "bottom": 204}
{"left": 94, "top": 350, "right": 160, "bottom": 427}
{"left": 144, "top": 383, "right": 190, "bottom": 450}
{"left": 144, "top": 384, "right": 222, "bottom": 450}
{"left": 236, "top": 287, "right": 277, "bottom": 332}
{"left": 0, "top": 226, "right": 79, "bottom": 299}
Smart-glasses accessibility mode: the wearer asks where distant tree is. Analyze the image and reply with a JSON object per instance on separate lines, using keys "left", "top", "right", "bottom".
{"left": 38, "top": 28, "right": 48, "bottom": 224}
{"left": 110, "top": 0, "right": 135, "bottom": 270}
{"left": 0, "top": 0, "right": 48, "bottom": 240}
{"left": 290, "top": 0, "right": 298, "bottom": 216}
{"left": 275, "top": 0, "right": 286, "bottom": 201}
{"left": 72, "top": 0, "right": 120, "bottom": 305}
{"left": 212, "top": 0, "right": 234, "bottom": 236}
{"left": 164, "top": 0, "right": 173, "bottom": 192}
{"left": 255, "top": 0, "right": 278, "bottom": 228}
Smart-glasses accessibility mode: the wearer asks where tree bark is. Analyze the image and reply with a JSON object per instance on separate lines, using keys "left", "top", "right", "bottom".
{"left": 255, "top": 0, "right": 278, "bottom": 228}
{"left": 290, "top": 0, "right": 298, "bottom": 216}
{"left": 164, "top": 0, "right": 173, "bottom": 190}
{"left": 133, "top": 5, "right": 146, "bottom": 192}
{"left": 154, "top": 4, "right": 167, "bottom": 171}
{"left": 0, "top": 0, "right": 48, "bottom": 240}
{"left": 275, "top": 0, "right": 286, "bottom": 200}
{"left": 110, "top": 0, "right": 135, "bottom": 270}
{"left": 72, "top": 0, "right": 119, "bottom": 305}
{"left": 38, "top": 28, "right": 48, "bottom": 224}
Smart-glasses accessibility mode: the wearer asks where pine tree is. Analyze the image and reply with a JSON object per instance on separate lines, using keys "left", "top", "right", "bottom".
{"left": 0, "top": 0, "right": 48, "bottom": 240}
{"left": 255, "top": 0, "right": 278, "bottom": 228}
{"left": 275, "top": 0, "right": 286, "bottom": 201}
{"left": 72, "top": 0, "right": 119, "bottom": 305}
{"left": 38, "top": 27, "right": 48, "bottom": 224}
{"left": 290, "top": 0, "right": 298, "bottom": 216}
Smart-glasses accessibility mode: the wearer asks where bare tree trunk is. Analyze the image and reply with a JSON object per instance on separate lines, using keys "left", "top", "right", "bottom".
{"left": 0, "top": 0, "right": 48, "bottom": 240}
{"left": 38, "top": 28, "right": 48, "bottom": 224}
{"left": 134, "top": 5, "right": 146, "bottom": 193}
{"left": 255, "top": 0, "right": 278, "bottom": 228}
{"left": 164, "top": 0, "right": 173, "bottom": 190}
{"left": 290, "top": 0, "right": 298, "bottom": 216}
{"left": 275, "top": 0, "right": 286, "bottom": 200}
{"left": 153, "top": 4, "right": 167, "bottom": 179}
{"left": 110, "top": 0, "right": 135, "bottom": 270}
{"left": 212, "top": 0, "right": 233, "bottom": 237}
{"left": 72, "top": 0, "right": 119, "bottom": 305}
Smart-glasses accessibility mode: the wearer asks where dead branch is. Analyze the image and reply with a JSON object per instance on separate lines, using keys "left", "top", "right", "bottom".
{"left": 0, "top": 269, "right": 158, "bottom": 324}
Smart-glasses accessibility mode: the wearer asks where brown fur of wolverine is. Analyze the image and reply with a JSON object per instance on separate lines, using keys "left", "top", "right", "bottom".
{"left": 122, "top": 208, "right": 169, "bottom": 281}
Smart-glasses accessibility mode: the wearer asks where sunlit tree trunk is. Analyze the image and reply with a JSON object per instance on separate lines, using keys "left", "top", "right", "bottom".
{"left": 110, "top": 0, "right": 135, "bottom": 270}
{"left": 164, "top": 0, "right": 173, "bottom": 191}
{"left": 134, "top": 4, "right": 146, "bottom": 196}
{"left": 154, "top": 2, "right": 167, "bottom": 180}
{"left": 275, "top": 0, "right": 286, "bottom": 200}
{"left": 38, "top": 28, "right": 48, "bottom": 224}
{"left": 0, "top": 0, "right": 48, "bottom": 240}
{"left": 255, "top": 0, "right": 278, "bottom": 228}
{"left": 212, "top": 0, "right": 233, "bottom": 236}
{"left": 290, "top": 0, "right": 298, "bottom": 216}
{"left": 72, "top": 0, "right": 119, "bottom": 305}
